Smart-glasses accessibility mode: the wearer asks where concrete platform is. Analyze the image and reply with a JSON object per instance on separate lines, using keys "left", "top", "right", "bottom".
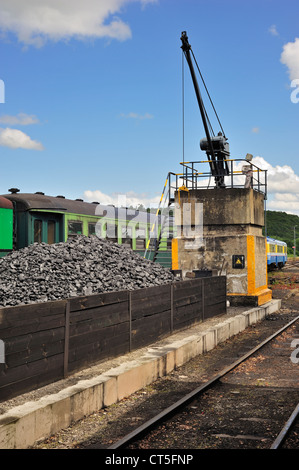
{"left": 0, "top": 299, "right": 281, "bottom": 449}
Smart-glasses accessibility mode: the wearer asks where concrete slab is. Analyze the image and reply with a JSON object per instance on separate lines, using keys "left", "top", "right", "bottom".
{"left": 0, "top": 299, "right": 281, "bottom": 449}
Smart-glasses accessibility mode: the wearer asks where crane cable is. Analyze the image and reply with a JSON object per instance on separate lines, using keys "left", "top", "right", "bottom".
{"left": 190, "top": 48, "right": 226, "bottom": 138}
{"left": 181, "top": 49, "right": 217, "bottom": 149}
{"left": 181, "top": 48, "right": 218, "bottom": 189}
{"left": 181, "top": 49, "right": 213, "bottom": 188}
{"left": 182, "top": 51, "right": 185, "bottom": 165}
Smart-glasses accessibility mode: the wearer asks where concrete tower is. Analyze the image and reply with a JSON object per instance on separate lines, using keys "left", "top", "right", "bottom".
{"left": 172, "top": 187, "right": 272, "bottom": 307}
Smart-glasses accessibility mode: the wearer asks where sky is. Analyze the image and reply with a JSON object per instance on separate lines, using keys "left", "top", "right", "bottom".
{"left": 0, "top": 0, "right": 299, "bottom": 215}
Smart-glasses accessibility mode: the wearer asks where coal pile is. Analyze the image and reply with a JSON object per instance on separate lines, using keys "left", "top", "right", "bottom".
{"left": 0, "top": 236, "right": 174, "bottom": 307}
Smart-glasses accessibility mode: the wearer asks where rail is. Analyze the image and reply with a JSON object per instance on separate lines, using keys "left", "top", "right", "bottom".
{"left": 109, "top": 315, "right": 299, "bottom": 449}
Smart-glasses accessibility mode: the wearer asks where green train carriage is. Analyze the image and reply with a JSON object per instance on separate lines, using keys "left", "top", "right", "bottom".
{"left": 0, "top": 196, "right": 13, "bottom": 258}
{"left": 0, "top": 190, "right": 173, "bottom": 267}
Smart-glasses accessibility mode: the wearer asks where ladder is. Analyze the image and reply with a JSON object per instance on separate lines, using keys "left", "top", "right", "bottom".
{"left": 143, "top": 175, "right": 173, "bottom": 268}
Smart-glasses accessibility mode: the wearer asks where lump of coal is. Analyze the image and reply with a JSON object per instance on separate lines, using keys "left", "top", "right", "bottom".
{"left": 0, "top": 236, "right": 174, "bottom": 307}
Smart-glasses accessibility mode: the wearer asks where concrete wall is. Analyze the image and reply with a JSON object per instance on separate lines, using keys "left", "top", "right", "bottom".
{"left": 174, "top": 188, "right": 264, "bottom": 228}
{"left": 172, "top": 188, "right": 271, "bottom": 306}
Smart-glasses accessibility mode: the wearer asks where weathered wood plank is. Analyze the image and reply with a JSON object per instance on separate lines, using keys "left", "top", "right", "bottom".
{"left": 68, "top": 341, "right": 129, "bottom": 374}
{"left": 174, "top": 292, "right": 203, "bottom": 309}
{"left": 3, "top": 326, "right": 66, "bottom": 355}
{"left": 0, "top": 353, "right": 64, "bottom": 388}
{"left": 131, "top": 297, "right": 171, "bottom": 320}
{"left": 173, "top": 286, "right": 203, "bottom": 302}
{"left": 69, "top": 320, "right": 129, "bottom": 350}
{"left": 131, "top": 310, "right": 171, "bottom": 349}
{"left": 131, "top": 283, "right": 171, "bottom": 301}
{"left": 203, "top": 301, "right": 226, "bottom": 319}
{"left": 174, "top": 303, "right": 202, "bottom": 328}
{"left": 69, "top": 301, "right": 129, "bottom": 327}
{"left": 68, "top": 330, "right": 130, "bottom": 370}
{"left": 0, "top": 314, "right": 66, "bottom": 339}
{"left": 0, "top": 300, "right": 67, "bottom": 326}
{"left": 69, "top": 290, "right": 128, "bottom": 312}
{"left": 4, "top": 339, "right": 65, "bottom": 368}
{"left": 0, "top": 366, "right": 63, "bottom": 402}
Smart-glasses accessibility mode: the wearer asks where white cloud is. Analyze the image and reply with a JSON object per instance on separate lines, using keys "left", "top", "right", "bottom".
{"left": 253, "top": 156, "right": 299, "bottom": 194}
{"left": 120, "top": 112, "right": 154, "bottom": 120}
{"left": 0, "top": 127, "right": 44, "bottom": 150}
{"left": 84, "top": 189, "right": 160, "bottom": 208}
{"left": 266, "top": 195, "right": 299, "bottom": 214}
{"left": 0, "top": 0, "right": 157, "bottom": 47}
{"left": 280, "top": 38, "right": 299, "bottom": 80}
{"left": 251, "top": 156, "right": 299, "bottom": 215}
{"left": 268, "top": 24, "right": 279, "bottom": 36}
{"left": 0, "top": 112, "right": 39, "bottom": 125}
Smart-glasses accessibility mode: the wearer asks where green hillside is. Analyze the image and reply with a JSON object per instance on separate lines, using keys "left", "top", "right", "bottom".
{"left": 264, "top": 211, "right": 299, "bottom": 255}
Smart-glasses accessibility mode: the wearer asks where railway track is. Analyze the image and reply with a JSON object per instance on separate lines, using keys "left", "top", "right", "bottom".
{"left": 109, "top": 315, "right": 299, "bottom": 450}
{"left": 270, "top": 403, "right": 299, "bottom": 448}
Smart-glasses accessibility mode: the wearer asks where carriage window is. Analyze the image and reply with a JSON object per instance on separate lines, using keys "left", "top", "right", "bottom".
{"left": 136, "top": 227, "right": 146, "bottom": 250}
{"left": 48, "top": 220, "right": 55, "bottom": 244}
{"left": 270, "top": 244, "right": 276, "bottom": 252}
{"left": 277, "top": 245, "right": 283, "bottom": 253}
{"left": 88, "top": 223, "right": 96, "bottom": 236}
{"left": 95, "top": 221, "right": 102, "bottom": 238}
{"left": 68, "top": 221, "right": 83, "bottom": 237}
{"left": 34, "top": 220, "right": 42, "bottom": 243}
{"left": 106, "top": 224, "right": 118, "bottom": 243}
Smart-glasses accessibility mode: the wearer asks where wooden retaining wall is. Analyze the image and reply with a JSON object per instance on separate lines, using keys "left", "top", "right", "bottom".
{"left": 0, "top": 276, "right": 226, "bottom": 401}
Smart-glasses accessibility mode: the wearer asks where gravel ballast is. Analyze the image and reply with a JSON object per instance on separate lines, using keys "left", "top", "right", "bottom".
{"left": 0, "top": 236, "right": 174, "bottom": 307}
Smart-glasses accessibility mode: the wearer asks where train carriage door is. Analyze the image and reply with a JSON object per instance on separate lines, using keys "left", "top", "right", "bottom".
{"left": 0, "top": 198, "right": 13, "bottom": 257}
{"left": 34, "top": 219, "right": 43, "bottom": 243}
{"left": 47, "top": 220, "right": 56, "bottom": 244}
{"left": 30, "top": 213, "right": 63, "bottom": 245}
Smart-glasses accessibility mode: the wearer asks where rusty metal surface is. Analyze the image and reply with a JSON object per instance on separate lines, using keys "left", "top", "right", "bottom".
{"left": 0, "top": 196, "right": 13, "bottom": 210}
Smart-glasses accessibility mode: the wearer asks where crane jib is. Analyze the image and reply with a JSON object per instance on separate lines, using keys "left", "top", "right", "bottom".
{"left": 180, "top": 31, "right": 230, "bottom": 188}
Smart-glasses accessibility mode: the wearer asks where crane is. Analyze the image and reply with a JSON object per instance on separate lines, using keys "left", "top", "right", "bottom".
{"left": 180, "top": 31, "right": 230, "bottom": 188}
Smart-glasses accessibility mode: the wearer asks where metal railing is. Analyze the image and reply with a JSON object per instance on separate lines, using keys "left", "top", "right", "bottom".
{"left": 167, "top": 159, "right": 267, "bottom": 201}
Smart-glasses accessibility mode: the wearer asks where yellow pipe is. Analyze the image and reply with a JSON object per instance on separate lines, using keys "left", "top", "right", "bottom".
{"left": 247, "top": 235, "right": 255, "bottom": 295}
{"left": 172, "top": 238, "right": 179, "bottom": 270}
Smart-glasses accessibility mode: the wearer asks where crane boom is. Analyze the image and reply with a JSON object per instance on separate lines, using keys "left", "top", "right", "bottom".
{"left": 180, "top": 31, "right": 229, "bottom": 188}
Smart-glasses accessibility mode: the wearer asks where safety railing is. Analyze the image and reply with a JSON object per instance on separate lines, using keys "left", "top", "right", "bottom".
{"left": 167, "top": 159, "right": 267, "bottom": 201}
